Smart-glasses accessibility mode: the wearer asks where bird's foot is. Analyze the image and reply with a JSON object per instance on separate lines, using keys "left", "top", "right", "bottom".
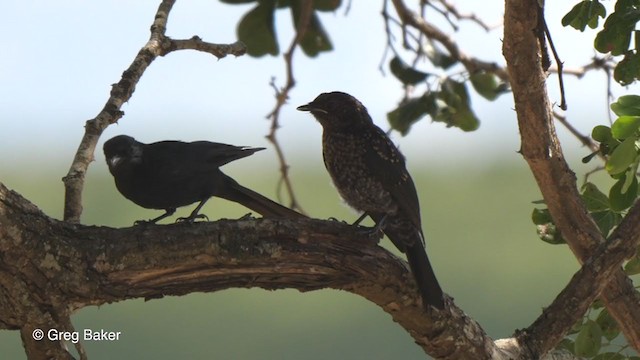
{"left": 237, "top": 213, "right": 255, "bottom": 220}
{"left": 357, "top": 225, "right": 384, "bottom": 239}
{"left": 176, "top": 213, "right": 209, "bottom": 223}
{"left": 133, "top": 219, "right": 157, "bottom": 226}
{"left": 327, "top": 217, "right": 350, "bottom": 225}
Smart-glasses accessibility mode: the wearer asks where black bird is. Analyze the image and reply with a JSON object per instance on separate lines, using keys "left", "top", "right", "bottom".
{"left": 297, "top": 92, "right": 444, "bottom": 310}
{"left": 104, "top": 135, "right": 306, "bottom": 224}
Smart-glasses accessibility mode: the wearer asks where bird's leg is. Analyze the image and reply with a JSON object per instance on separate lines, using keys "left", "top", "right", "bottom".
{"left": 352, "top": 212, "right": 370, "bottom": 226}
{"left": 237, "top": 213, "right": 254, "bottom": 220}
{"left": 357, "top": 214, "right": 387, "bottom": 237}
{"left": 176, "top": 198, "right": 210, "bottom": 223}
{"left": 134, "top": 208, "right": 176, "bottom": 225}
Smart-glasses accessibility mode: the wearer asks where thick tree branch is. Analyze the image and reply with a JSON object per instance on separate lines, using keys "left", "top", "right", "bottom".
{"left": 1, "top": 182, "right": 581, "bottom": 359}
{"left": 62, "top": 0, "right": 246, "bottom": 223}
{"left": 503, "top": 0, "right": 640, "bottom": 356}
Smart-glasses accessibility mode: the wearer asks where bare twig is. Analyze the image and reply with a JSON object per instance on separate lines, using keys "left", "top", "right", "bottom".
{"left": 552, "top": 111, "right": 599, "bottom": 154}
{"left": 542, "top": 14, "right": 567, "bottom": 110}
{"left": 553, "top": 56, "right": 615, "bottom": 78}
{"left": 391, "top": 0, "right": 509, "bottom": 82}
{"left": 582, "top": 166, "right": 605, "bottom": 186}
{"left": 61, "top": 0, "right": 247, "bottom": 223}
{"left": 264, "top": 0, "right": 314, "bottom": 214}
{"left": 434, "top": 0, "right": 500, "bottom": 31}
{"left": 169, "top": 36, "right": 246, "bottom": 57}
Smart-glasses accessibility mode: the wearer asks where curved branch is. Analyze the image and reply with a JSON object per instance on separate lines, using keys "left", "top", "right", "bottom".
{"left": 1, "top": 182, "right": 581, "bottom": 360}
{"left": 503, "top": 0, "right": 640, "bottom": 355}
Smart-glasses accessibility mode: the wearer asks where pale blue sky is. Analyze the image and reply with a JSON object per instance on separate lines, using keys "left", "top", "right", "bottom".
{"left": 0, "top": 1, "right": 636, "bottom": 171}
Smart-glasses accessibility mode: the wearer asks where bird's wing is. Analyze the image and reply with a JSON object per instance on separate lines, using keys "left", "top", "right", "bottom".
{"left": 363, "top": 127, "right": 422, "bottom": 229}
{"left": 143, "top": 141, "right": 263, "bottom": 178}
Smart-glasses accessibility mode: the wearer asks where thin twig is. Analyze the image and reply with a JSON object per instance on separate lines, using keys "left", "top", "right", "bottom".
{"left": 552, "top": 111, "right": 599, "bottom": 155}
{"left": 582, "top": 166, "right": 605, "bottom": 187}
{"left": 391, "top": 0, "right": 509, "bottom": 82}
{"left": 264, "top": 0, "right": 314, "bottom": 214}
{"left": 542, "top": 14, "right": 567, "bottom": 110}
{"left": 169, "top": 36, "right": 246, "bottom": 57}
{"left": 434, "top": 0, "right": 499, "bottom": 31}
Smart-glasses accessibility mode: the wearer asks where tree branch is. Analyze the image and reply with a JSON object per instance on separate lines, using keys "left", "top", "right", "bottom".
{"left": 1, "top": 182, "right": 581, "bottom": 359}
{"left": 391, "top": 0, "right": 509, "bottom": 82}
{"left": 264, "top": 0, "right": 314, "bottom": 214}
{"left": 62, "top": 0, "right": 247, "bottom": 223}
{"left": 503, "top": 0, "right": 640, "bottom": 355}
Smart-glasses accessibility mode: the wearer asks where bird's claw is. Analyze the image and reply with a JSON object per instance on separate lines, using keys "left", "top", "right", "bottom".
{"left": 176, "top": 213, "right": 209, "bottom": 223}
{"left": 327, "top": 216, "right": 350, "bottom": 225}
{"left": 237, "top": 213, "right": 254, "bottom": 220}
{"left": 133, "top": 219, "right": 155, "bottom": 226}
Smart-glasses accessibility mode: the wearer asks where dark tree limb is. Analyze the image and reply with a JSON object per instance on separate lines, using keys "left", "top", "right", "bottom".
{"left": 2, "top": 182, "right": 586, "bottom": 359}
{"left": 503, "top": 0, "right": 640, "bottom": 355}
{"left": 61, "top": 0, "right": 246, "bottom": 223}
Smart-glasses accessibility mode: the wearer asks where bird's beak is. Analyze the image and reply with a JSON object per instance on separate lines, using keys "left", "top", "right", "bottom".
{"left": 297, "top": 103, "right": 327, "bottom": 114}
{"left": 107, "top": 155, "right": 122, "bottom": 169}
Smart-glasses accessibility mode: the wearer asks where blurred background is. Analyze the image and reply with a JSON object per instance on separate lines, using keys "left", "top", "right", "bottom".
{"left": 1, "top": 1, "right": 638, "bottom": 359}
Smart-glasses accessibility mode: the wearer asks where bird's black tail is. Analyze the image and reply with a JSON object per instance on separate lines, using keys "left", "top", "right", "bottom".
{"left": 218, "top": 175, "right": 307, "bottom": 220}
{"left": 405, "top": 240, "right": 445, "bottom": 310}
{"left": 370, "top": 214, "right": 444, "bottom": 310}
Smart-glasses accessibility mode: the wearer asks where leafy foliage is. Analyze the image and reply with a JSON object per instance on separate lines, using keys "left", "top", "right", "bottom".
{"left": 537, "top": 93, "right": 640, "bottom": 357}
{"left": 563, "top": 0, "right": 640, "bottom": 85}
{"left": 225, "top": 0, "right": 338, "bottom": 57}
{"left": 386, "top": 54, "right": 507, "bottom": 134}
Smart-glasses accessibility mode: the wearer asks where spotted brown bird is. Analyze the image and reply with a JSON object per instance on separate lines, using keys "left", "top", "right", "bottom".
{"left": 104, "top": 135, "right": 306, "bottom": 224}
{"left": 297, "top": 92, "right": 444, "bottom": 309}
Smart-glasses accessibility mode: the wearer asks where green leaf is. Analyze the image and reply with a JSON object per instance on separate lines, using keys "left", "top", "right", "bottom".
{"left": 605, "top": 136, "right": 638, "bottom": 175}
{"left": 532, "top": 209, "right": 565, "bottom": 244}
{"left": 237, "top": 0, "right": 279, "bottom": 57}
{"left": 611, "top": 116, "right": 640, "bottom": 139}
{"left": 423, "top": 40, "right": 457, "bottom": 69}
{"left": 469, "top": 72, "right": 509, "bottom": 101}
{"left": 594, "top": 10, "right": 640, "bottom": 56}
{"left": 591, "top": 210, "right": 622, "bottom": 236}
{"left": 592, "top": 125, "right": 613, "bottom": 142}
{"left": 593, "top": 353, "right": 626, "bottom": 360}
{"left": 562, "top": 1, "right": 606, "bottom": 31}
{"left": 532, "top": 208, "right": 552, "bottom": 225}
{"left": 387, "top": 94, "right": 437, "bottom": 135}
{"left": 581, "top": 182, "right": 610, "bottom": 211}
{"left": 611, "top": 95, "right": 640, "bottom": 116}
{"left": 614, "top": 51, "right": 640, "bottom": 85}
{"left": 436, "top": 79, "right": 480, "bottom": 131}
{"left": 556, "top": 338, "right": 574, "bottom": 352}
{"left": 609, "top": 172, "right": 638, "bottom": 211}
{"left": 596, "top": 309, "right": 620, "bottom": 341}
{"left": 536, "top": 223, "right": 565, "bottom": 245}
{"left": 290, "top": 4, "right": 333, "bottom": 57}
{"left": 574, "top": 320, "right": 603, "bottom": 357}
{"left": 624, "top": 256, "right": 640, "bottom": 275}
{"left": 389, "top": 57, "right": 430, "bottom": 85}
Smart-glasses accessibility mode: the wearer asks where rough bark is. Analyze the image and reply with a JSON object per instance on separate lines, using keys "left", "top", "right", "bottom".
{"left": 1, "top": 181, "right": 584, "bottom": 360}
{"left": 503, "top": 0, "right": 640, "bottom": 356}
